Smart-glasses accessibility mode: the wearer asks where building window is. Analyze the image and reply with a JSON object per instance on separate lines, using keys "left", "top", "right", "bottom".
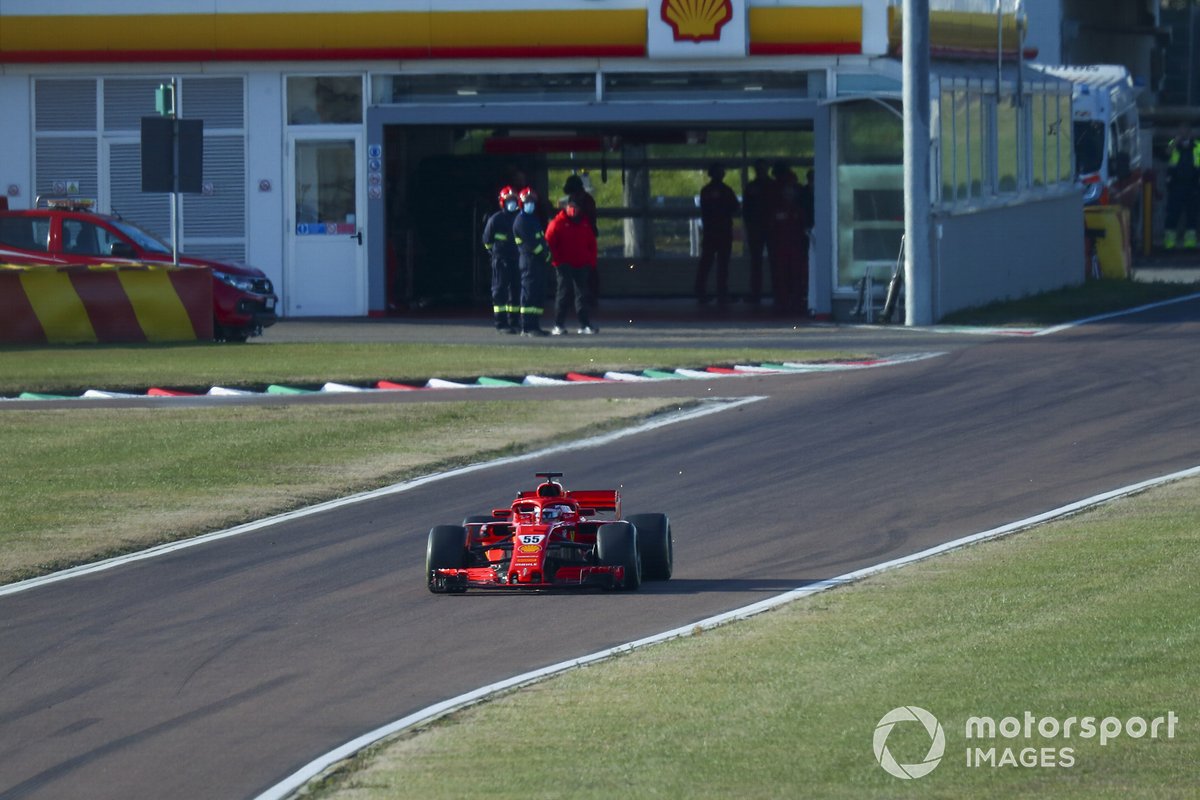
{"left": 937, "top": 76, "right": 1073, "bottom": 208}
{"left": 835, "top": 102, "right": 903, "bottom": 291}
{"left": 373, "top": 73, "right": 595, "bottom": 103}
{"left": 287, "top": 76, "right": 363, "bottom": 125}
{"left": 997, "top": 90, "right": 1019, "bottom": 193}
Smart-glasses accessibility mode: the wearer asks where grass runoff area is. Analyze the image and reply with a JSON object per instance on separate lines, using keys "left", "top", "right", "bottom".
{"left": 308, "top": 476, "right": 1199, "bottom": 800}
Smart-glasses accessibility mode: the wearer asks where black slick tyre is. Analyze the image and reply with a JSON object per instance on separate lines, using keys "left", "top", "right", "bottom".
{"left": 596, "top": 521, "right": 641, "bottom": 590}
{"left": 627, "top": 513, "right": 672, "bottom": 581}
{"left": 426, "top": 524, "right": 467, "bottom": 593}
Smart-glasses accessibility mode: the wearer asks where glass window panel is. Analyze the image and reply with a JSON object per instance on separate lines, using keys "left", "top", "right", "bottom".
{"left": 373, "top": 73, "right": 595, "bottom": 103}
{"left": 997, "top": 91, "right": 1019, "bottom": 193}
{"left": 836, "top": 103, "right": 903, "bottom": 289}
{"left": 840, "top": 103, "right": 903, "bottom": 164}
{"left": 61, "top": 219, "right": 121, "bottom": 256}
{"left": 940, "top": 88, "right": 956, "bottom": 201}
{"left": 294, "top": 140, "right": 356, "bottom": 228}
{"left": 605, "top": 71, "right": 809, "bottom": 98}
{"left": 954, "top": 89, "right": 971, "bottom": 199}
{"left": 853, "top": 227, "right": 904, "bottom": 261}
{"left": 968, "top": 87, "right": 986, "bottom": 198}
{"left": 1057, "top": 92, "right": 1074, "bottom": 183}
{"left": 0, "top": 215, "right": 51, "bottom": 252}
{"left": 287, "top": 76, "right": 362, "bottom": 125}
{"left": 1031, "top": 90, "right": 1048, "bottom": 188}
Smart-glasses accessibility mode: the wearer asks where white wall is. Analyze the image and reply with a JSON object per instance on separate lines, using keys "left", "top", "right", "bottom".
{"left": 245, "top": 70, "right": 285, "bottom": 291}
{"left": 934, "top": 192, "right": 1084, "bottom": 319}
{"left": 0, "top": 74, "right": 32, "bottom": 208}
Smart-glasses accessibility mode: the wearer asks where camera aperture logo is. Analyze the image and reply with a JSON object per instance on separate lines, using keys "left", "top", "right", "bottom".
{"left": 875, "top": 706, "right": 1179, "bottom": 778}
{"left": 873, "top": 706, "right": 946, "bottom": 779}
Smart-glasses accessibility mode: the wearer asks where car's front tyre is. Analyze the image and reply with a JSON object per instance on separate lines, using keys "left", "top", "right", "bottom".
{"left": 596, "top": 521, "right": 641, "bottom": 590}
{"left": 426, "top": 524, "right": 468, "bottom": 593}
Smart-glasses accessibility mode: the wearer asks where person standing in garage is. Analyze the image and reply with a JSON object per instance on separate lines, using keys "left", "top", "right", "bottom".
{"left": 545, "top": 196, "right": 598, "bottom": 335}
{"left": 513, "top": 187, "right": 551, "bottom": 336}
{"left": 563, "top": 173, "right": 600, "bottom": 310}
{"left": 482, "top": 185, "right": 521, "bottom": 333}
{"left": 694, "top": 162, "right": 740, "bottom": 306}
{"left": 768, "top": 162, "right": 808, "bottom": 315}
{"left": 741, "top": 159, "right": 771, "bottom": 305}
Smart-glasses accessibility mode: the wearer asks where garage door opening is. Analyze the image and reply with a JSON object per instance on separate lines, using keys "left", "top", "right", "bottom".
{"left": 382, "top": 124, "right": 814, "bottom": 312}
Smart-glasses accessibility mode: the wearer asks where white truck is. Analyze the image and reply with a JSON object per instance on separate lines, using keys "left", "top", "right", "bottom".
{"left": 1032, "top": 63, "right": 1144, "bottom": 211}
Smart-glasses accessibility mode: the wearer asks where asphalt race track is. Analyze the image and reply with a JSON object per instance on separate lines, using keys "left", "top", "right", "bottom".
{"left": 2, "top": 302, "right": 1199, "bottom": 799}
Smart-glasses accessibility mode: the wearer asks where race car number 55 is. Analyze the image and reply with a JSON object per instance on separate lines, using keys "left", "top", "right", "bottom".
{"left": 520, "top": 535, "right": 544, "bottom": 545}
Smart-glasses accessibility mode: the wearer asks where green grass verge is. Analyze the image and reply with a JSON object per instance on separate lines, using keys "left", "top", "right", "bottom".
{"left": 940, "top": 279, "right": 1198, "bottom": 327}
{"left": 308, "top": 476, "right": 1200, "bottom": 799}
{"left": 0, "top": 398, "right": 686, "bottom": 584}
{"left": 0, "top": 343, "right": 863, "bottom": 395}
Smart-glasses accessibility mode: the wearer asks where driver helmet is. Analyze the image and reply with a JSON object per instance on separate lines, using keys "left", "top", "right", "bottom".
{"left": 498, "top": 185, "right": 518, "bottom": 212}
{"left": 519, "top": 187, "right": 538, "bottom": 215}
{"left": 541, "top": 505, "right": 559, "bottom": 521}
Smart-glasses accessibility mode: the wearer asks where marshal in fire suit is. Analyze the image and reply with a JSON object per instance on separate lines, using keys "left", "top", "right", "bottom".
{"left": 512, "top": 187, "right": 551, "bottom": 337}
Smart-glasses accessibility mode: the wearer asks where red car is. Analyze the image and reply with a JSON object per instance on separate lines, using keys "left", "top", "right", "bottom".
{"left": 427, "top": 472, "right": 673, "bottom": 593}
{"left": 0, "top": 197, "right": 277, "bottom": 341}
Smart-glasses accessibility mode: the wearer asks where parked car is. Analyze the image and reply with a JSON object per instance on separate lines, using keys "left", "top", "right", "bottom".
{"left": 426, "top": 471, "right": 674, "bottom": 593}
{"left": 0, "top": 197, "right": 277, "bottom": 341}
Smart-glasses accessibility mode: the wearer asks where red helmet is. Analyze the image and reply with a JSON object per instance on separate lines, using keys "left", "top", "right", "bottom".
{"left": 498, "top": 185, "right": 516, "bottom": 208}
{"left": 518, "top": 187, "right": 538, "bottom": 205}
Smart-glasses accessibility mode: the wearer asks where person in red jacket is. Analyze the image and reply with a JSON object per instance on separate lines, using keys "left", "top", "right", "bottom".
{"left": 545, "top": 197, "right": 598, "bottom": 334}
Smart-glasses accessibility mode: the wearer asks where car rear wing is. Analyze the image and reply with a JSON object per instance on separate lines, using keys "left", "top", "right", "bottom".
{"left": 567, "top": 489, "right": 620, "bottom": 518}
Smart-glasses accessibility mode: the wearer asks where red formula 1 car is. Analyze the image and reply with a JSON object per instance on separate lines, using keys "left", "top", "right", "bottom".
{"left": 426, "top": 472, "right": 673, "bottom": 593}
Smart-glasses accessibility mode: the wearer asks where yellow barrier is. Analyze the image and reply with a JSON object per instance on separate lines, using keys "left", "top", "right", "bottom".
{"left": 1083, "top": 206, "right": 1131, "bottom": 279}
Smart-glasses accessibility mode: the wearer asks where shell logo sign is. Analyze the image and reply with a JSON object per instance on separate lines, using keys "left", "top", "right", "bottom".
{"left": 648, "top": 0, "right": 745, "bottom": 58}
{"left": 661, "top": 0, "right": 733, "bottom": 43}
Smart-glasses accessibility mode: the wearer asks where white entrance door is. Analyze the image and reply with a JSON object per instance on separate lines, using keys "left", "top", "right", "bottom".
{"left": 286, "top": 133, "right": 365, "bottom": 316}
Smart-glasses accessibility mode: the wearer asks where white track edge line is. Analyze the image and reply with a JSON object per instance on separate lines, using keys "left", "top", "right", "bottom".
{"left": 256, "top": 462, "right": 1200, "bottom": 800}
{"left": 0, "top": 396, "right": 764, "bottom": 599}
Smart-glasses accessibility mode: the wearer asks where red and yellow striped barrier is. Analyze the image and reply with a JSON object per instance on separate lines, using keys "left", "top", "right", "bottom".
{"left": 0, "top": 262, "right": 213, "bottom": 344}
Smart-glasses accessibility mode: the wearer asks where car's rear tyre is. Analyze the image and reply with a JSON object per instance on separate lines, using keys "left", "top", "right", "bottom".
{"left": 597, "top": 521, "right": 641, "bottom": 590}
{"left": 627, "top": 513, "right": 672, "bottom": 581}
{"left": 427, "top": 524, "right": 467, "bottom": 593}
